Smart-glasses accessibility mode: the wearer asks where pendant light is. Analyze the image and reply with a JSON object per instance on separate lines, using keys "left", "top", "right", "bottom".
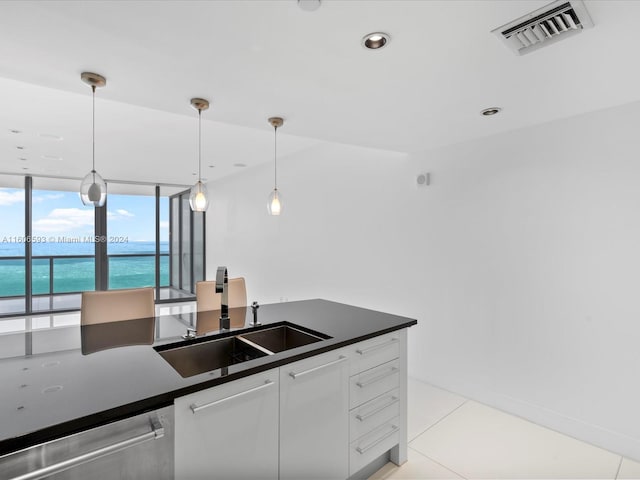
{"left": 189, "top": 98, "right": 210, "bottom": 212}
{"left": 80, "top": 72, "right": 107, "bottom": 207}
{"left": 267, "top": 117, "right": 284, "bottom": 216}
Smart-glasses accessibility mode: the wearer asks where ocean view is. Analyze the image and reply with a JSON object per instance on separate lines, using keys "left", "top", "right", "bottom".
{"left": 0, "top": 241, "right": 169, "bottom": 297}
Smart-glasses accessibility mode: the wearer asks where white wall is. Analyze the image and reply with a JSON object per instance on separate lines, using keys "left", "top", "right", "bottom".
{"left": 206, "top": 100, "right": 640, "bottom": 460}
{"left": 205, "top": 141, "right": 412, "bottom": 312}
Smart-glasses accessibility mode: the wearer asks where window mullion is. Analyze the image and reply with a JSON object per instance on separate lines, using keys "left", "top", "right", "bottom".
{"left": 95, "top": 193, "right": 108, "bottom": 291}
{"left": 25, "top": 176, "right": 32, "bottom": 314}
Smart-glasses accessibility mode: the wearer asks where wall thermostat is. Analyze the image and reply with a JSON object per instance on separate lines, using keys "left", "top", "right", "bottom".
{"left": 416, "top": 172, "right": 430, "bottom": 187}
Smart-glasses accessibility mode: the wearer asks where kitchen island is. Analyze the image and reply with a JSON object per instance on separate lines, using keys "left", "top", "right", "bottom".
{"left": 0, "top": 299, "right": 416, "bottom": 479}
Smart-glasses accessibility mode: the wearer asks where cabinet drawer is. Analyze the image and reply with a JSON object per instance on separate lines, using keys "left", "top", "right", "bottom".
{"left": 349, "top": 417, "right": 400, "bottom": 476}
{"left": 350, "top": 387, "right": 400, "bottom": 442}
{"left": 349, "top": 359, "right": 399, "bottom": 409}
{"left": 349, "top": 332, "right": 400, "bottom": 376}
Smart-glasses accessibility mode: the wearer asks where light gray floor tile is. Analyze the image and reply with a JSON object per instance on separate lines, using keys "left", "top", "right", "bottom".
{"left": 410, "top": 401, "right": 620, "bottom": 479}
{"left": 369, "top": 447, "right": 464, "bottom": 479}
{"left": 408, "top": 378, "right": 466, "bottom": 441}
{"left": 618, "top": 457, "right": 640, "bottom": 479}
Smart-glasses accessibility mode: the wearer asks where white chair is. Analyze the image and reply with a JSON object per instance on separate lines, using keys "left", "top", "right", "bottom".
{"left": 80, "top": 287, "right": 155, "bottom": 325}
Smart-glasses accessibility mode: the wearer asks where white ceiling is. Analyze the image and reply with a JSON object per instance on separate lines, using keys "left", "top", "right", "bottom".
{"left": 1, "top": 0, "right": 640, "bottom": 187}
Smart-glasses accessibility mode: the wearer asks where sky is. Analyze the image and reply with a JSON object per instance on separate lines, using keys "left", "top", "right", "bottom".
{"left": 0, "top": 187, "right": 169, "bottom": 243}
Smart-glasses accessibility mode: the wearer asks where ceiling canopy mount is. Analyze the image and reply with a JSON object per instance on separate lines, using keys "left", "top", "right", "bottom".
{"left": 190, "top": 98, "right": 210, "bottom": 112}
{"left": 80, "top": 72, "right": 107, "bottom": 89}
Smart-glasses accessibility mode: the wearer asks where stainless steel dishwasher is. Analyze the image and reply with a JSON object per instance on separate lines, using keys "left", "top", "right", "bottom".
{"left": 0, "top": 405, "right": 173, "bottom": 480}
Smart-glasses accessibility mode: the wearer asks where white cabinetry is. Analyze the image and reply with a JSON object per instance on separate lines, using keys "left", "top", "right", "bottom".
{"left": 174, "top": 368, "right": 279, "bottom": 480}
{"left": 173, "top": 327, "right": 409, "bottom": 479}
{"left": 347, "top": 330, "right": 407, "bottom": 476}
{"left": 279, "top": 349, "right": 350, "bottom": 480}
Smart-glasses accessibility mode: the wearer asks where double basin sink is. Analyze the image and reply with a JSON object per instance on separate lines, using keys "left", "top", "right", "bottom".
{"left": 155, "top": 322, "right": 330, "bottom": 378}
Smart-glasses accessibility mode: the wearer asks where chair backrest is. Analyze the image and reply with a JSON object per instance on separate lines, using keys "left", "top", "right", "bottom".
{"left": 195, "top": 277, "right": 247, "bottom": 312}
{"left": 80, "top": 287, "right": 155, "bottom": 325}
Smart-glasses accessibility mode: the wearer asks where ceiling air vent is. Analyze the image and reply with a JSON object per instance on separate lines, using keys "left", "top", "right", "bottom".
{"left": 492, "top": 0, "right": 594, "bottom": 55}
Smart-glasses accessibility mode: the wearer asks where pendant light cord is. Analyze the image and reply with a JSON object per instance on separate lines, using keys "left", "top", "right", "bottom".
{"left": 198, "top": 109, "right": 202, "bottom": 182}
{"left": 92, "top": 85, "right": 96, "bottom": 176}
{"left": 274, "top": 125, "right": 278, "bottom": 190}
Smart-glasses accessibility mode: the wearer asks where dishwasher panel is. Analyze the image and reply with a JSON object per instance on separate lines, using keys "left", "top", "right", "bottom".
{"left": 0, "top": 405, "right": 174, "bottom": 480}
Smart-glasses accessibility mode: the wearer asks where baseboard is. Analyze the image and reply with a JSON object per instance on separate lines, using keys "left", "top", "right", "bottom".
{"left": 348, "top": 450, "right": 390, "bottom": 480}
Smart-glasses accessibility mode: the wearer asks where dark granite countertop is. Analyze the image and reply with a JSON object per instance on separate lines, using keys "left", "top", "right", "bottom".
{"left": 0, "top": 299, "right": 416, "bottom": 456}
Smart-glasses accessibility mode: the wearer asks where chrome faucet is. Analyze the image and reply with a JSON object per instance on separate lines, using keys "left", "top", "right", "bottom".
{"left": 182, "top": 327, "right": 197, "bottom": 340}
{"left": 216, "top": 266, "right": 230, "bottom": 330}
{"left": 250, "top": 301, "right": 261, "bottom": 327}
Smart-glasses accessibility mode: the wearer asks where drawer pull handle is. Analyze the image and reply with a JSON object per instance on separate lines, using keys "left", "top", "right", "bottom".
{"left": 356, "top": 338, "right": 398, "bottom": 355}
{"left": 355, "top": 396, "right": 399, "bottom": 421}
{"left": 7, "top": 416, "right": 165, "bottom": 480}
{"left": 356, "top": 367, "right": 398, "bottom": 388}
{"left": 289, "top": 356, "right": 347, "bottom": 379}
{"left": 190, "top": 380, "right": 274, "bottom": 413}
{"left": 356, "top": 425, "right": 399, "bottom": 454}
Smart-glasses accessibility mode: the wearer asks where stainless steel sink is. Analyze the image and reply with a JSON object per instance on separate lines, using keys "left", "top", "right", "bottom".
{"left": 156, "top": 322, "right": 329, "bottom": 378}
{"left": 237, "top": 325, "right": 325, "bottom": 353}
{"left": 156, "top": 336, "right": 269, "bottom": 378}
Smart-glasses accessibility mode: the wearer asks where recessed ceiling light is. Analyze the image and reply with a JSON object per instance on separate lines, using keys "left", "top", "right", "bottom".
{"left": 18, "top": 157, "right": 27, "bottom": 161}
{"left": 234, "top": 163, "right": 247, "bottom": 168}
{"left": 208, "top": 165, "right": 215, "bottom": 168}
{"left": 39, "top": 133, "right": 64, "bottom": 141}
{"left": 481, "top": 107, "right": 502, "bottom": 116}
{"left": 16, "top": 146, "right": 25, "bottom": 150}
{"left": 8, "top": 129, "right": 21, "bottom": 134}
{"left": 362, "top": 32, "right": 390, "bottom": 50}
{"left": 22, "top": 167, "right": 29, "bottom": 171}
{"left": 298, "top": 0, "right": 321, "bottom": 11}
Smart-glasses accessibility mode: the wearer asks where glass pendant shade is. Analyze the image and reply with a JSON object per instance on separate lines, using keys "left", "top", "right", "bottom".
{"left": 80, "top": 170, "right": 107, "bottom": 207}
{"left": 267, "top": 117, "right": 284, "bottom": 216}
{"left": 189, "top": 98, "right": 210, "bottom": 212}
{"left": 79, "top": 72, "right": 107, "bottom": 208}
{"left": 189, "top": 181, "right": 209, "bottom": 212}
{"left": 267, "top": 188, "right": 282, "bottom": 216}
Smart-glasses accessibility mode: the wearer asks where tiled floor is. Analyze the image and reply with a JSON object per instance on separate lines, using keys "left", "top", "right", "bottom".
{"left": 370, "top": 379, "right": 640, "bottom": 480}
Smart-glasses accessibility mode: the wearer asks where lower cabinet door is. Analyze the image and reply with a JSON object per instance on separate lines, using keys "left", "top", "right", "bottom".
{"left": 174, "top": 369, "right": 279, "bottom": 480}
{"left": 279, "top": 350, "right": 349, "bottom": 480}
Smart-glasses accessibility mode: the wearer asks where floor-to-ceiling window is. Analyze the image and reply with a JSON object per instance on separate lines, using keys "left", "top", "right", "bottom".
{"left": 0, "top": 175, "right": 26, "bottom": 316}
{"left": 158, "top": 193, "right": 171, "bottom": 293}
{"left": 0, "top": 175, "right": 203, "bottom": 317}
{"left": 31, "top": 176, "right": 96, "bottom": 312}
{"left": 107, "top": 185, "right": 159, "bottom": 290}
{"left": 169, "top": 189, "right": 205, "bottom": 296}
